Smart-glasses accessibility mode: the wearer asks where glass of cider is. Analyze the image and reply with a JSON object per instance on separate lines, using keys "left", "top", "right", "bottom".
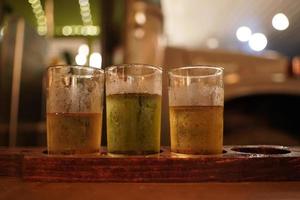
{"left": 46, "top": 65, "right": 104, "bottom": 154}
{"left": 168, "top": 66, "right": 224, "bottom": 155}
{"left": 105, "top": 64, "right": 162, "bottom": 155}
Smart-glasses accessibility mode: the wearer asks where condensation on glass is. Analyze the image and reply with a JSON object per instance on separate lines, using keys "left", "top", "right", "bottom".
{"left": 46, "top": 65, "right": 104, "bottom": 154}
{"left": 168, "top": 66, "right": 224, "bottom": 155}
{"left": 105, "top": 64, "right": 162, "bottom": 155}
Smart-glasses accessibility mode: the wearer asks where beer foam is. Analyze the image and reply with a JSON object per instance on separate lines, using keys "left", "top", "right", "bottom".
{"left": 47, "top": 75, "right": 104, "bottom": 113}
{"left": 106, "top": 75, "right": 162, "bottom": 95}
{"left": 169, "top": 82, "right": 224, "bottom": 106}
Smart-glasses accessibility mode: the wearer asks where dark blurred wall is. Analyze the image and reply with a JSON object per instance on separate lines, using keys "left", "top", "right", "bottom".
{"left": 0, "top": 16, "right": 47, "bottom": 146}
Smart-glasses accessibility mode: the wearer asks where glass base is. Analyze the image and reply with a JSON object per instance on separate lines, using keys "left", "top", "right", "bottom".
{"left": 171, "top": 149, "right": 224, "bottom": 157}
{"left": 47, "top": 149, "right": 100, "bottom": 155}
{"left": 107, "top": 150, "right": 160, "bottom": 157}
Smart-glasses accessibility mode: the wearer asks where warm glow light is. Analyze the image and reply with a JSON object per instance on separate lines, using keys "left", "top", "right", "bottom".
{"left": 31, "top": 2, "right": 41, "bottom": 9}
{"left": 236, "top": 26, "right": 252, "bottom": 42}
{"left": 248, "top": 33, "right": 267, "bottom": 51}
{"left": 0, "top": 27, "right": 5, "bottom": 40}
{"left": 79, "top": 0, "right": 89, "bottom": 6}
{"left": 37, "top": 17, "right": 46, "bottom": 25}
{"left": 28, "top": 0, "right": 38, "bottom": 4}
{"left": 58, "top": 25, "right": 100, "bottom": 36}
{"left": 272, "top": 13, "right": 289, "bottom": 31}
{"left": 62, "top": 26, "right": 72, "bottom": 36}
{"left": 79, "top": 0, "right": 93, "bottom": 25}
{"left": 35, "top": 11, "right": 45, "bottom": 18}
{"left": 81, "top": 10, "right": 91, "bottom": 17}
{"left": 33, "top": 7, "right": 42, "bottom": 14}
{"left": 224, "top": 73, "right": 240, "bottom": 85}
{"left": 28, "top": 0, "right": 47, "bottom": 35}
{"left": 73, "top": 25, "right": 81, "bottom": 35}
{"left": 86, "top": 25, "right": 98, "bottom": 35}
{"left": 81, "top": 26, "right": 88, "bottom": 36}
{"left": 78, "top": 44, "right": 89, "bottom": 56}
{"left": 89, "top": 52, "right": 102, "bottom": 68}
{"left": 135, "top": 11, "right": 146, "bottom": 25}
{"left": 37, "top": 26, "right": 47, "bottom": 35}
{"left": 206, "top": 38, "right": 219, "bottom": 49}
{"left": 292, "top": 57, "right": 300, "bottom": 76}
{"left": 75, "top": 54, "right": 87, "bottom": 65}
{"left": 134, "top": 27, "right": 145, "bottom": 39}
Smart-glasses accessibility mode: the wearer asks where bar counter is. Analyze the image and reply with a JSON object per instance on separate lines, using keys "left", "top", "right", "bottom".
{"left": 1, "top": 178, "right": 300, "bottom": 200}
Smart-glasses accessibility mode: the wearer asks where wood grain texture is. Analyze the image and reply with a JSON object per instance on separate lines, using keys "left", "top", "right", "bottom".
{"left": 0, "top": 148, "right": 42, "bottom": 177}
{"left": 0, "top": 148, "right": 23, "bottom": 177}
{"left": 1, "top": 146, "right": 300, "bottom": 182}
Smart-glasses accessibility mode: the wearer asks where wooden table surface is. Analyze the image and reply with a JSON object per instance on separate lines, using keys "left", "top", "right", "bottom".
{"left": 1, "top": 178, "right": 300, "bottom": 200}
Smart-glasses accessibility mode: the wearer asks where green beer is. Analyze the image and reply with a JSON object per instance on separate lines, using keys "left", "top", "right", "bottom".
{"left": 106, "top": 93, "right": 161, "bottom": 155}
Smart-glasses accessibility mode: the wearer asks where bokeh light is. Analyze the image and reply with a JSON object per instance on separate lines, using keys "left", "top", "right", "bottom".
{"left": 272, "top": 13, "right": 289, "bottom": 31}
{"left": 75, "top": 54, "right": 87, "bottom": 65}
{"left": 248, "top": 33, "right": 268, "bottom": 51}
{"left": 89, "top": 52, "right": 102, "bottom": 68}
{"left": 236, "top": 26, "right": 252, "bottom": 42}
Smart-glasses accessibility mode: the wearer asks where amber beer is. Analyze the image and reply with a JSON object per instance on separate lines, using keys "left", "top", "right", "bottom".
{"left": 169, "top": 105, "right": 223, "bottom": 154}
{"left": 47, "top": 112, "right": 102, "bottom": 154}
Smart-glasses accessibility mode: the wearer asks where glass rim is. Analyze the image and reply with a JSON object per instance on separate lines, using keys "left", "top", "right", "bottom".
{"left": 169, "top": 65, "right": 223, "bottom": 78}
{"left": 105, "top": 63, "right": 162, "bottom": 74}
{"left": 47, "top": 64, "right": 104, "bottom": 73}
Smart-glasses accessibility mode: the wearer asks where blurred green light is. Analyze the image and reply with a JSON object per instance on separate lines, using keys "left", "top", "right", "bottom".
{"left": 62, "top": 26, "right": 72, "bottom": 36}
{"left": 37, "top": 26, "right": 47, "bottom": 35}
{"left": 31, "top": 2, "right": 41, "bottom": 9}
{"left": 58, "top": 25, "right": 100, "bottom": 36}
{"left": 28, "top": 0, "right": 38, "bottom": 4}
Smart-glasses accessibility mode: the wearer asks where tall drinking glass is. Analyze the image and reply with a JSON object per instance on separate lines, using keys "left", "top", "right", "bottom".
{"left": 46, "top": 65, "right": 104, "bottom": 154}
{"left": 168, "top": 66, "right": 224, "bottom": 155}
{"left": 106, "top": 64, "right": 162, "bottom": 155}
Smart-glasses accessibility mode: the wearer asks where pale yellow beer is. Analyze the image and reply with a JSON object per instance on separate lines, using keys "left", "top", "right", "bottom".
{"left": 170, "top": 105, "right": 223, "bottom": 154}
{"left": 168, "top": 66, "right": 224, "bottom": 155}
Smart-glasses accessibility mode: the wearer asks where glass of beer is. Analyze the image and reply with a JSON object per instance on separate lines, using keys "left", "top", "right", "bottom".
{"left": 46, "top": 65, "right": 104, "bottom": 154}
{"left": 106, "top": 64, "right": 162, "bottom": 155}
{"left": 168, "top": 66, "right": 224, "bottom": 155}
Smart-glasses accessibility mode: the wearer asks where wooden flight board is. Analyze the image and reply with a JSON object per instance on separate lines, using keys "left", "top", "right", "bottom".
{"left": 0, "top": 146, "right": 300, "bottom": 182}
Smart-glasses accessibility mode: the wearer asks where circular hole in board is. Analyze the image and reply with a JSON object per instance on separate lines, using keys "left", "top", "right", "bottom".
{"left": 231, "top": 146, "right": 290, "bottom": 155}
